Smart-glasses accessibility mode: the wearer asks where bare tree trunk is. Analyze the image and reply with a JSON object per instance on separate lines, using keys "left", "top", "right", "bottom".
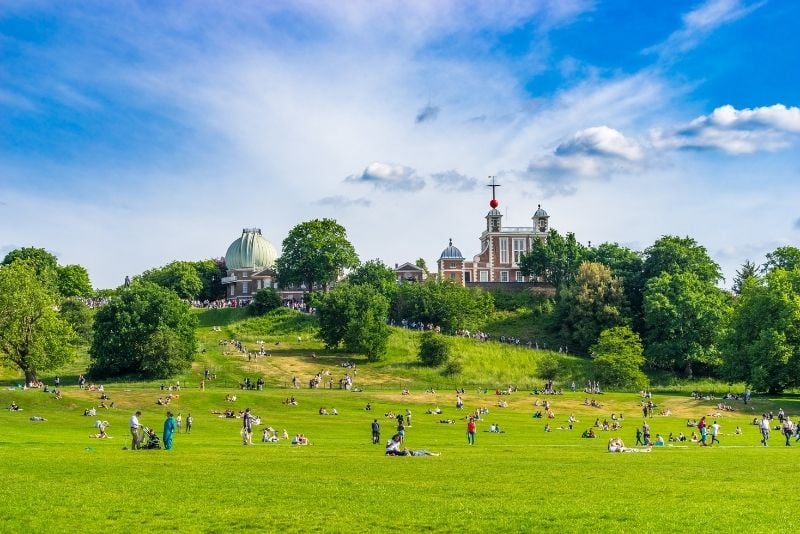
{"left": 24, "top": 369, "right": 38, "bottom": 385}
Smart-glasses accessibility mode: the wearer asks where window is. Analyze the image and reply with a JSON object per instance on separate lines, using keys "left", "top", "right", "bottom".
{"left": 242, "top": 282, "right": 249, "bottom": 294}
{"left": 513, "top": 238, "right": 525, "bottom": 263}
{"left": 230, "top": 285, "right": 234, "bottom": 296}
{"left": 499, "top": 238, "right": 508, "bottom": 264}
{"left": 500, "top": 271, "right": 509, "bottom": 282}
{"left": 465, "top": 272, "right": 471, "bottom": 283}
{"left": 449, "top": 273, "right": 456, "bottom": 280}
{"left": 479, "top": 271, "right": 488, "bottom": 282}
{"left": 516, "top": 271, "right": 524, "bottom": 282}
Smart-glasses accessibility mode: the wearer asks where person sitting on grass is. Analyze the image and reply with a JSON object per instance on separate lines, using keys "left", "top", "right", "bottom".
{"left": 385, "top": 434, "right": 440, "bottom": 456}
{"left": 608, "top": 437, "right": 651, "bottom": 453}
{"left": 654, "top": 434, "right": 665, "bottom": 446}
{"left": 91, "top": 421, "right": 110, "bottom": 439}
{"left": 582, "top": 428, "right": 596, "bottom": 438}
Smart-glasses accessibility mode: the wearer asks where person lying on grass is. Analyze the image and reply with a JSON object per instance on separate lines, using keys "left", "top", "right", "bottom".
{"left": 385, "top": 435, "right": 439, "bottom": 456}
{"left": 608, "top": 437, "right": 651, "bottom": 453}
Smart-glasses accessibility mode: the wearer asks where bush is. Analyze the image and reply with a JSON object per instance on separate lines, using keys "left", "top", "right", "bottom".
{"left": 537, "top": 353, "right": 561, "bottom": 381}
{"left": 419, "top": 331, "right": 450, "bottom": 367}
{"left": 441, "top": 359, "right": 463, "bottom": 377}
{"left": 250, "top": 288, "right": 282, "bottom": 316}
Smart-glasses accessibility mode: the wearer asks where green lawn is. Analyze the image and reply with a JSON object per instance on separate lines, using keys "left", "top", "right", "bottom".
{"left": 0, "top": 307, "right": 797, "bottom": 532}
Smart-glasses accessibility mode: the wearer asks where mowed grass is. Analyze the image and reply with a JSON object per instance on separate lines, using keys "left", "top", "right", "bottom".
{"left": 2, "top": 307, "right": 800, "bottom": 532}
{"left": 2, "top": 383, "right": 800, "bottom": 532}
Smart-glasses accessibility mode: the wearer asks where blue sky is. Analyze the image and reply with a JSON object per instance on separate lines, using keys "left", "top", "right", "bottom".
{"left": 1, "top": 0, "right": 798, "bottom": 288}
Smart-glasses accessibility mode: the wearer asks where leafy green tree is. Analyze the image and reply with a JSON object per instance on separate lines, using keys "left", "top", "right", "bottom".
{"left": 390, "top": 280, "right": 494, "bottom": 333}
{"left": 643, "top": 271, "right": 731, "bottom": 377}
{"left": 732, "top": 260, "right": 761, "bottom": 295}
{"left": 57, "top": 264, "right": 93, "bottom": 297}
{"left": 250, "top": 288, "right": 282, "bottom": 315}
{"left": 276, "top": 218, "right": 359, "bottom": 292}
{"left": 89, "top": 282, "right": 197, "bottom": 378}
{"left": 764, "top": 246, "right": 800, "bottom": 273}
{"left": 415, "top": 257, "right": 430, "bottom": 276}
{"left": 519, "top": 229, "right": 587, "bottom": 290}
{"left": 0, "top": 262, "right": 76, "bottom": 383}
{"left": 590, "top": 326, "right": 648, "bottom": 390}
{"left": 59, "top": 299, "right": 94, "bottom": 343}
{"left": 537, "top": 353, "right": 561, "bottom": 381}
{"left": 585, "top": 242, "right": 644, "bottom": 327}
{"left": 194, "top": 258, "right": 227, "bottom": 301}
{"left": 418, "top": 331, "right": 450, "bottom": 367}
{"left": 643, "top": 236, "right": 722, "bottom": 284}
{"left": 348, "top": 259, "right": 397, "bottom": 297}
{"left": 2, "top": 247, "right": 58, "bottom": 280}
{"left": 317, "top": 283, "right": 390, "bottom": 361}
{"left": 722, "top": 266, "right": 800, "bottom": 393}
{"left": 138, "top": 261, "right": 204, "bottom": 300}
{"left": 553, "top": 261, "right": 628, "bottom": 353}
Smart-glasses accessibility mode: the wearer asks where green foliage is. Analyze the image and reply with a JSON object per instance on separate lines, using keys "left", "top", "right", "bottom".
{"left": 347, "top": 259, "right": 397, "bottom": 298}
{"left": 59, "top": 299, "right": 94, "bottom": 343}
{"left": 763, "top": 246, "right": 800, "bottom": 273}
{"left": 0, "top": 262, "right": 76, "bottom": 382}
{"left": 585, "top": 242, "right": 644, "bottom": 327}
{"left": 2, "top": 247, "right": 58, "bottom": 280}
{"left": 89, "top": 282, "right": 197, "bottom": 378}
{"left": 317, "top": 283, "right": 390, "bottom": 361}
{"left": 250, "top": 288, "right": 282, "bottom": 316}
{"left": 194, "top": 258, "right": 227, "bottom": 301}
{"left": 415, "top": 257, "right": 429, "bottom": 275}
{"left": 276, "top": 218, "right": 359, "bottom": 292}
{"left": 553, "top": 261, "right": 628, "bottom": 354}
{"left": 643, "top": 271, "right": 731, "bottom": 377}
{"left": 138, "top": 261, "right": 204, "bottom": 300}
{"left": 590, "top": 326, "right": 648, "bottom": 390}
{"left": 643, "top": 235, "right": 722, "bottom": 284}
{"left": 732, "top": 260, "right": 761, "bottom": 295}
{"left": 56, "top": 264, "right": 93, "bottom": 297}
{"left": 390, "top": 280, "right": 494, "bottom": 333}
{"left": 722, "top": 266, "right": 800, "bottom": 393}
{"left": 418, "top": 331, "right": 450, "bottom": 367}
{"left": 537, "top": 353, "right": 561, "bottom": 380}
{"left": 490, "top": 288, "right": 540, "bottom": 311}
{"left": 519, "top": 229, "right": 587, "bottom": 289}
{"left": 442, "top": 359, "right": 463, "bottom": 376}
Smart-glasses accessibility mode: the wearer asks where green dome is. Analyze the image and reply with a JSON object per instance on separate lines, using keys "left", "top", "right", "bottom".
{"left": 225, "top": 228, "right": 278, "bottom": 270}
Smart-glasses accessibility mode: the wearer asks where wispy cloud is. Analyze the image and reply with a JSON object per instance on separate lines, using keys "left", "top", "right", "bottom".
{"left": 415, "top": 103, "right": 440, "bottom": 124}
{"left": 345, "top": 162, "right": 425, "bottom": 191}
{"left": 650, "top": 104, "right": 800, "bottom": 154}
{"left": 645, "top": 0, "right": 764, "bottom": 58}
{"left": 430, "top": 170, "right": 478, "bottom": 191}
{"left": 519, "top": 126, "right": 644, "bottom": 195}
{"left": 315, "top": 196, "right": 372, "bottom": 208}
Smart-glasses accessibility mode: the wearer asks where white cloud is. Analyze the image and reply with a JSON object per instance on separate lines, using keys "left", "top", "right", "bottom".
{"left": 556, "top": 126, "right": 644, "bottom": 161}
{"left": 645, "top": 0, "right": 763, "bottom": 57}
{"left": 345, "top": 162, "right": 425, "bottom": 191}
{"left": 650, "top": 104, "right": 800, "bottom": 154}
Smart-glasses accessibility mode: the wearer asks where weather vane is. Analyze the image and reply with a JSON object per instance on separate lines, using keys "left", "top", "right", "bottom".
{"left": 487, "top": 176, "right": 500, "bottom": 208}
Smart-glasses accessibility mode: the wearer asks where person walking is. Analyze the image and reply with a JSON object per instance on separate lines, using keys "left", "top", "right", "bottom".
{"left": 163, "top": 411, "right": 177, "bottom": 450}
{"left": 371, "top": 419, "right": 380, "bottom": 444}
{"left": 698, "top": 416, "right": 708, "bottom": 446}
{"left": 185, "top": 413, "right": 193, "bottom": 433}
{"left": 129, "top": 411, "right": 142, "bottom": 450}
{"left": 759, "top": 414, "right": 770, "bottom": 446}
{"left": 242, "top": 408, "right": 253, "bottom": 445}
{"left": 782, "top": 417, "right": 793, "bottom": 446}
{"left": 711, "top": 420, "right": 721, "bottom": 445}
{"left": 642, "top": 422, "right": 651, "bottom": 446}
{"left": 467, "top": 417, "right": 477, "bottom": 445}
{"left": 635, "top": 427, "right": 644, "bottom": 446}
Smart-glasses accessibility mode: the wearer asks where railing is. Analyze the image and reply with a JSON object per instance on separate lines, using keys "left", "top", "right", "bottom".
{"left": 220, "top": 276, "right": 236, "bottom": 284}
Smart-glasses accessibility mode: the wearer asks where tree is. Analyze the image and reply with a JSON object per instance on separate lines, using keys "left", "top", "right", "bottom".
{"left": 138, "top": 261, "right": 203, "bottom": 300}
{"left": 2, "top": 247, "right": 58, "bottom": 280}
{"left": 537, "top": 353, "right": 561, "bottom": 381}
{"left": 643, "top": 271, "right": 731, "bottom": 376}
{"left": 585, "top": 242, "right": 644, "bottom": 327}
{"left": 57, "top": 264, "right": 93, "bottom": 297}
{"left": 722, "top": 266, "right": 800, "bottom": 393}
{"left": 276, "top": 218, "right": 359, "bottom": 293}
{"left": 59, "top": 299, "right": 94, "bottom": 343}
{"left": 643, "top": 236, "right": 722, "bottom": 284}
{"left": 590, "top": 326, "right": 648, "bottom": 390}
{"left": 732, "top": 260, "right": 761, "bottom": 295}
{"left": 764, "top": 246, "right": 800, "bottom": 273}
{"left": 348, "top": 259, "right": 397, "bottom": 298}
{"left": 316, "top": 283, "right": 390, "bottom": 361}
{"left": 418, "top": 331, "right": 450, "bottom": 367}
{"left": 250, "top": 288, "right": 282, "bottom": 316}
{"left": 194, "top": 258, "right": 227, "bottom": 301}
{"left": 0, "top": 262, "right": 76, "bottom": 383}
{"left": 389, "top": 280, "right": 494, "bottom": 333}
{"left": 89, "top": 282, "right": 197, "bottom": 378}
{"left": 553, "top": 261, "right": 628, "bottom": 354}
{"left": 415, "top": 257, "right": 430, "bottom": 276}
{"left": 519, "top": 229, "right": 587, "bottom": 290}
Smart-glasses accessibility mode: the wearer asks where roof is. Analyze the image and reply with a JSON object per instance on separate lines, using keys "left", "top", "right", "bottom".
{"left": 225, "top": 228, "right": 278, "bottom": 270}
{"left": 533, "top": 204, "right": 549, "bottom": 218}
{"left": 439, "top": 238, "right": 465, "bottom": 260}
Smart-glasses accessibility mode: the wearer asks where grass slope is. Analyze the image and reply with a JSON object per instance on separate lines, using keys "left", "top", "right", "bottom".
{"left": 0, "top": 307, "right": 797, "bottom": 532}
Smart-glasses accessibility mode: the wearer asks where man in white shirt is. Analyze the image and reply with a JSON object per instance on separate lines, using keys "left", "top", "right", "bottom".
{"left": 130, "top": 411, "right": 142, "bottom": 450}
{"left": 760, "top": 415, "right": 770, "bottom": 446}
{"left": 711, "top": 421, "right": 721, "bottom": 445}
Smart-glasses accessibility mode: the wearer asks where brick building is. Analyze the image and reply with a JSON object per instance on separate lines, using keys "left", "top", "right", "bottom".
{"left": 437, "top": 186, "right": 549, "bottom": 286}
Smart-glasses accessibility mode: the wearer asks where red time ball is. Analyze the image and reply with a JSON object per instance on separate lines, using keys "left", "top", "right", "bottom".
{"left": 489, "top": 199, "right": 499, "bottom": 209}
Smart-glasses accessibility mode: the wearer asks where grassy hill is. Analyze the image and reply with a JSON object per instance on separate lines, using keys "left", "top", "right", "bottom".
{"left": 1, "top": 306, "right": 799, "bottom": 531}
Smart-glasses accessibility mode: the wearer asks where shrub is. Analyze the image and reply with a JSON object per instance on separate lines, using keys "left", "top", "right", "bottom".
{"left": 419, "top": 331, "right": 450, "bottom": 367}
{"left": 250, "top": 288, "right": 282, "bottom": 316}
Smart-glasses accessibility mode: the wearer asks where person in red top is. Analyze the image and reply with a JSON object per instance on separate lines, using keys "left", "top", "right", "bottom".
{"left": 467, "top": 417, "right": 477, "bottom": 445}
{"left": 697, "top": 416, "right": 707, "bottom": 447}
